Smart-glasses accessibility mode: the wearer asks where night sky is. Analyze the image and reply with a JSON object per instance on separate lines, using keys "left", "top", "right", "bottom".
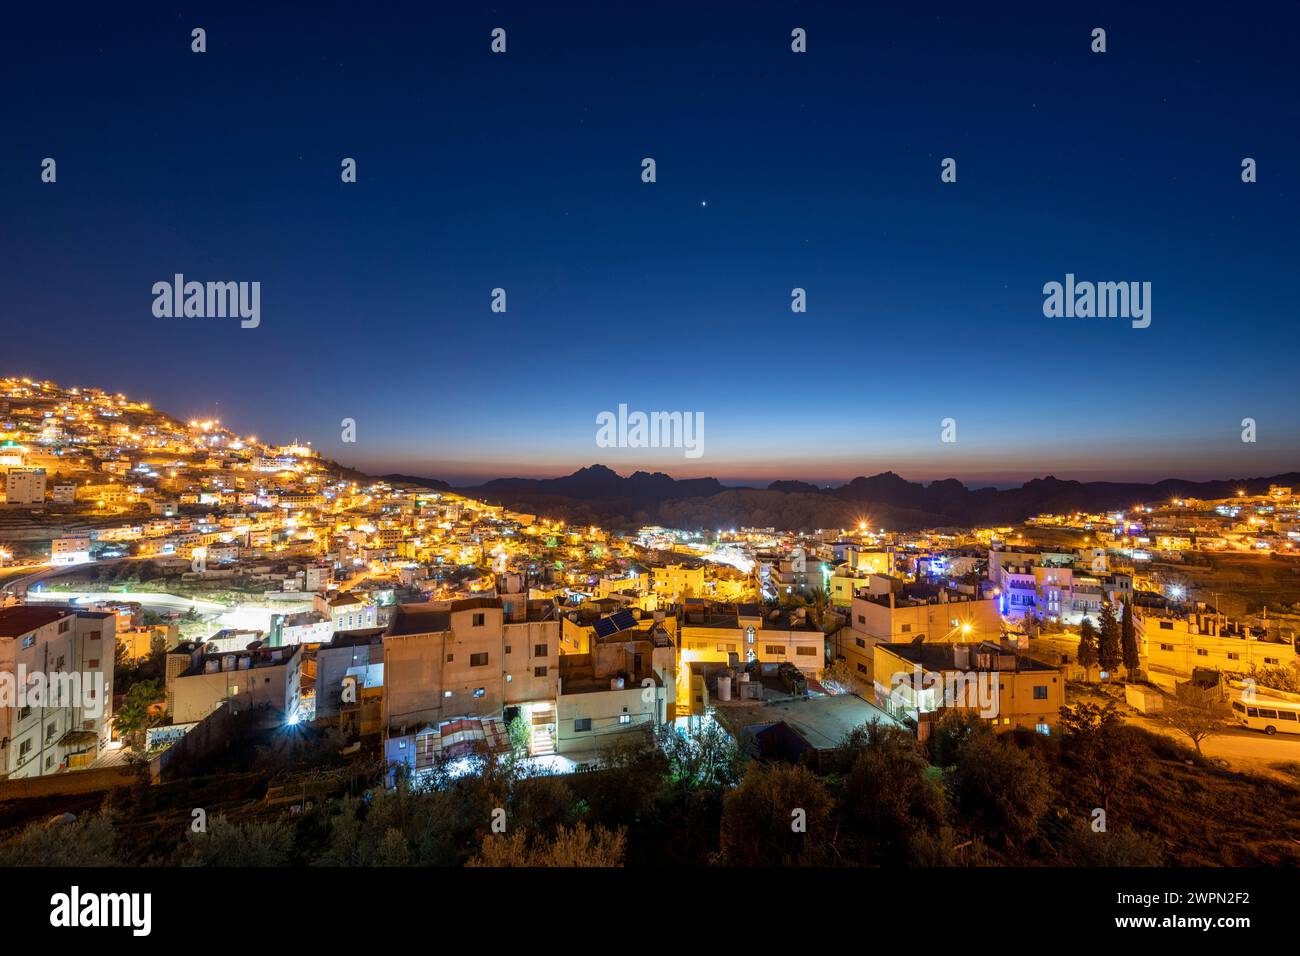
{"left": 3, "top": 1, "right": 1298, "bottom": 486}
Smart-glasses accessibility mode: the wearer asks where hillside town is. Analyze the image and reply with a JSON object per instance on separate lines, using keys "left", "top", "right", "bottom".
{"left": 2, "top": 377, "right": 1300, "bottom": 867}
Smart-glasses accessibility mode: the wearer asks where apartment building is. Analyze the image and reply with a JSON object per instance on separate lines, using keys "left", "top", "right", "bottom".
{"left": 677, "top": 600, "right": 825, "bottom": 678}
{"left": 874, "top": 640, "right": 1065, "bottom": 737}
{"left": 555, "top": 621, "right": 675, "bottom": 755}
{"left": 50, "top": 534, "right": 91, "bottom": 566}
{"left": 1135, "top": 601, "right": 1296, "bottom": 682}
{"left": 170, "top": 644, "right": 303, "bottom": 724}
{"left": 839, "top": 581, "right": 1000, "bottom": 682}
{"left": 315, "top": 632, "right": 384, "bottom": 723}
{"left": 381, "top": 597, "right": 559, "bottom": 734}
{"left": 0, "top": 605, "right": 116, "bottom": 778}
{"left": 652, "top": 564, "right": 705, "bottom": 602}
{"left": 769, "top": 550, "right": 825, "bottom": 598}
{"left": 314, "top": 592, "right": 378, "bottom": 633}
{"left": 3, "top": 468, "right": 46, "bottom": 505}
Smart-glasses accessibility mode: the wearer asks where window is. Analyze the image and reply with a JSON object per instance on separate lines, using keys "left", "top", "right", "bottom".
{"left": 1281, "top": 711, "right": 1299, "bottom": 722}
{"left": 505, "top": 674, "right": 513, "bottom": 683}
{"left": 18, "top": 740, "right": 31, "bottom": 761}
{"left": 1259, "top": 709, "right": 1279, "bottom": 719}
{"left": 472, "top": 687, "right": 486, "bottom": 699}
{"left": 534, "top": 666, "right": 548, "bottom": 678}
{"left": 796, "top": 646, "right": 817, "bottom": 656}
{"left": 1035, "top": 722, "right": 1051, "bottom": 736}
{"left": 745, "top": 626, "right": 755, "bottom": 644}
{"left": 619, "top": 714, "right": 631, "bottom": 725}
{"left": 443, "top": 690, "right": 453, "bottom": 698}
{"left": 1033, "top": 685, "right": 1048, "bottom": 700}
{"left": 857, "top": 663, "right": 867, "bottom": 674}
{"left": 533, "top": 643, "right": 547, "bottom": 657}
{"left": 446, "top": 653, "right": 454, "bottom": 662}
{"left": 855, "top": 637, "right": 865, "bottom": 648}
{"left": 574, "top": 718, "right": 592, "bottom": 733}
{"left": 1159, "top": 643, "right": 1174, "bottom": 652}
{"left": 765, "top": 645, "right": 784, "bottom": 656}
{"left": 1227, "top": 652, "right": 1240, "bottom": 661}
{"left": 504, "top": 644, "right": 513, "bottom": 654}
{"left": 857, "top": 615, "right": 865, "bottom": 625}
{"left": 87, "top": 659, "right": 99, "bottom": 669}
{"left": 1159, "top": 621, "right": 1173, "bottom": 630}
{"left": 1196, "top": 649, "right": 1208, "bottom": 657}
{"left": 470, "top": 652, "right": 489, "bottom": 667}
{"left": 87, "top": 630, "right": 101, "bottom": 641}
{"left": 900, "top": 624, "right": 911, "bottom": 633}
{"left": 18, "top": 705, "right": 31, "bottom": 720}
{"left": 22, "top": 635, "right": 35, "bottom": 649}
{"left": 58, "top": 620, "right": 70, "bottom": 633}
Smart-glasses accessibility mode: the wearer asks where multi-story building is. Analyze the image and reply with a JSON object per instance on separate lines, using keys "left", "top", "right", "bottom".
{"left": 1135, "top": 601, "right": 1297, "bottom": 684}
{"left": 555, "top": 623, "right": 673, "bottom": 755}
{"left": 3, "top": 468, "right": 46, "bottom": 505}
{"left": 381, "top": 597, "right": 559, "bottom": 735}
{"left": 652, "top": 564, "right": 705, "bottom": 603}
{"left": 50, "top": 534, "right": 91, "bottom": 566}
{"left": 0, "top": 605, "right": 116, "bottom": 778}
{"left": 677, "top": 600, "right": 825, "bottom": 678}
{"left": 874, "top": 640, "right": 1065, "bottom": 738}
{"left": 839, "top": 581, "right": 1000, "bottom": 682}
{"left": 315, "top": 592, "right": 378, "bottom": 633}
{"left": 169, "top": 644, "right": 303, "bottom": 724}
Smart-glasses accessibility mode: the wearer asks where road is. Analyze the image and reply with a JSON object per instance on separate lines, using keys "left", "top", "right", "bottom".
{"left": 1130, "top": 714, "right": 1300, "bottom": 779}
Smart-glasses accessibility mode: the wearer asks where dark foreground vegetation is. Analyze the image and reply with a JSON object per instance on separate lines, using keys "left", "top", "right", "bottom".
{"left": 2, "top": 703, "right": 1297, "bottom": 867}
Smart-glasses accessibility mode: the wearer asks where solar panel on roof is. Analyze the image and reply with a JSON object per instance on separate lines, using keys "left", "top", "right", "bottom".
{"left": 593, "top": 608, "right": 638, "bottom": 638}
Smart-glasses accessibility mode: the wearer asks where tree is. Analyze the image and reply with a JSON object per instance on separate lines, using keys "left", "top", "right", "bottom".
{"left": 718, "top": 762, "right": 834, "bottom": 865}
{"left": 467, "top": 822, "right": 627, "bottom": 867}
{"left": 839, "top": 722, "right": 949, "bottom": 864}
{"left": 951, "top": 733, "right": 1053, "bottom": 849}
{"left": 1164, "top": 704, "right": 1226, "bottom": 756}
{"left": 1076, "top": 618, "right": 1099, "bottom": 673}
{"left": 0, "top": 812, "right": 120, "bottom": 866}
{"left": 115, "top": 679, "right": 164, "bottom": 750}
{"left": 1120, "top": 601, "right": 1140, "bottom": 675}
{"left": 1058, "top": 701, "right": 1134, "bottom": 813}
{"left": 656, "top": 721, "right": 745, "bottom": 791}
{"left": 1097, "top": 603, "right": 1121, "bottom": 673}
{"left": 182, "top": 815, "right": 293, "bottom": 866}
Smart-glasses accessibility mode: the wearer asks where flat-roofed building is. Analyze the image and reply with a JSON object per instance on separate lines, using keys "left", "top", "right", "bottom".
{"left": 0, "top": 605, "right": 116, "bottom": 778}
{"left": 874, "top": 640, "right": 1065, "bottom": 738}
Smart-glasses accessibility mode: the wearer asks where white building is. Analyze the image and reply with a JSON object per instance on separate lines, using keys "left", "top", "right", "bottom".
{"left": 50, "top": 535, "right": 91, "bottom": 566}
{"left": 0, "top": 606, "right": 116, "bottom": 779}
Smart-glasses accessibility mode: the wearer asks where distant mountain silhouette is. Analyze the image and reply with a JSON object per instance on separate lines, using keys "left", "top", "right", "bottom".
{"left": 378, "top": 465, "right": 1300, "bottom": 531}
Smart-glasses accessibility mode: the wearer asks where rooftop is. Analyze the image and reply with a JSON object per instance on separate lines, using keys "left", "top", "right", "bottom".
{"left": 0, "top": 605, "right": 72, "bottom": 638}
{"left": 884, "top": 640, "right": 1058, "bottom": 673}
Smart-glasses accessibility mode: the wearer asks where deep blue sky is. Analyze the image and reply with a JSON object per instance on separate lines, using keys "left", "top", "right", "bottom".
{"left": 3, "top": 1, "right": 1298, "bottom": 486}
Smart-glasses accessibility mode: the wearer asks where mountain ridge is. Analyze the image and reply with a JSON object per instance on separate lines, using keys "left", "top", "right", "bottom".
{"left": 378, "top": 465, "right": 1300, "bottom": 531}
